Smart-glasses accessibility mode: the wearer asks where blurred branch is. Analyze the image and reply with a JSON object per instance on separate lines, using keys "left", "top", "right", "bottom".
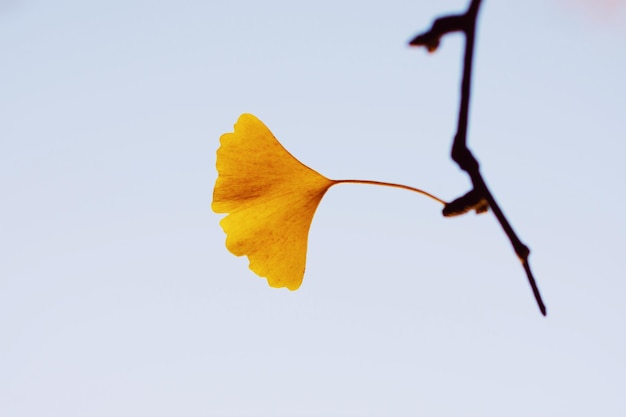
{"left": 409, "top": 0, "right": 547, "bottom": 316}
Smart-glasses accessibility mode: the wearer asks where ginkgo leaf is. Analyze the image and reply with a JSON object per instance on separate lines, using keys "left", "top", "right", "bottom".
{"left": 212, "top": 113, "right": 336, "bottom": 290}
{"left": 212, "top": 114, "right": 445, "bottom": 290}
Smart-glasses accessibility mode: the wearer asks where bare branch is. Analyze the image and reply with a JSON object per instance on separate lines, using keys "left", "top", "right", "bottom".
{"left": 409, "top": 0, "right": 547, "bottom": 316}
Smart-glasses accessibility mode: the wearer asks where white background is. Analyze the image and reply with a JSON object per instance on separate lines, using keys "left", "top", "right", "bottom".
{"left": 1, "top": 0, "right": 625, "bottom": 415}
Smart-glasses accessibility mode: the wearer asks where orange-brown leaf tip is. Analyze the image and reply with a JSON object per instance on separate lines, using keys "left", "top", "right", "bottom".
{"left": 212, "top": 113, "right": 335, "bottom": 290}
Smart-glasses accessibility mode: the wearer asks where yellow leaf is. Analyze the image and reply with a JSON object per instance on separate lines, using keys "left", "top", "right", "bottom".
{"left": 212, "top": 114, "right": 336, "bottom": 290}
{"left": 212, "top": 114, "right": 445, "bottom": 291}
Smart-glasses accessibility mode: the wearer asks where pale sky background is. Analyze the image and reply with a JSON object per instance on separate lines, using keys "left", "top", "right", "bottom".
{"left": 1, "top": 0, "right": 625, "bottom": 416}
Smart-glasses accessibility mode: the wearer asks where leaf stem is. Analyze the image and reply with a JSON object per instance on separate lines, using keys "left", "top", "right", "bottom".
{"left": 334, "top": 179, "right": 447, "bottom": 205}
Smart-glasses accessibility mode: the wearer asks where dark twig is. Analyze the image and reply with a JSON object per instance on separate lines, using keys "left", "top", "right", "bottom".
{"left": 410, "top": 0, "right": 547, "bottom": 316}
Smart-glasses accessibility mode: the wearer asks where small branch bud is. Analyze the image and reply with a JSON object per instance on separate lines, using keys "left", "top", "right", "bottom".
{"left": 442, "top": 189, "right": 489, "bottom": 217}
{"left": 408, "top": 15, "right": 466, "bottom": 51}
